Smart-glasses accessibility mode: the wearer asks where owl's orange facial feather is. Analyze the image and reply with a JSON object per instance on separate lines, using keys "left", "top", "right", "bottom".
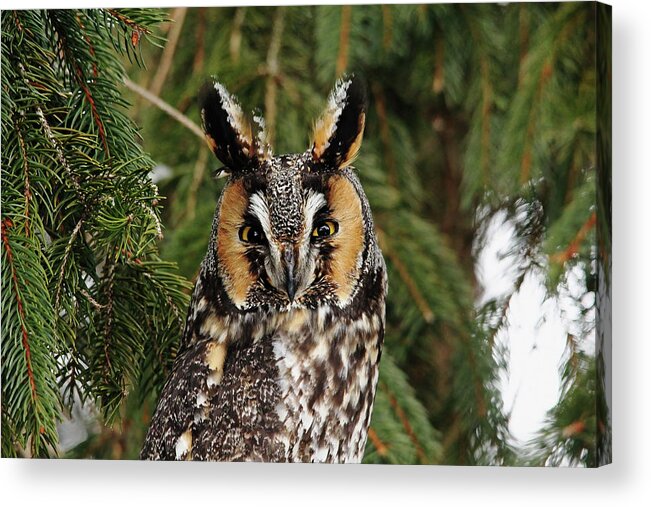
{"left": 325, "top": 175, "right": 365, "bottom": 303}
{"left": 216, "top": 179, "right": 256, "bottom": 307}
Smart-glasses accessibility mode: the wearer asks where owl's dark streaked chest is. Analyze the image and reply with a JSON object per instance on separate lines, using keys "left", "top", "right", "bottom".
{"left": 190, "top": 305, "right": 383, "bottom": 463}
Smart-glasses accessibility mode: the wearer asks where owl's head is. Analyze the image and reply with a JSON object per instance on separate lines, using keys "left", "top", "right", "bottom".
{"left": 199, "top": 76, "right": 378, "bottom": 313}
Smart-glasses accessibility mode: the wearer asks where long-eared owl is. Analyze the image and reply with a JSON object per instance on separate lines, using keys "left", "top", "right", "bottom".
{"left": 141, "top": 75, "right": 387, "bottom": 463}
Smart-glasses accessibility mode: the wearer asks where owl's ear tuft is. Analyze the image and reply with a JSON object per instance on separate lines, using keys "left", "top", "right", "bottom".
{"left": 311, "top": 75, "right": 367, "bottom": 170}
{"left": 199, "top": 80, "right": 271, "bottom": 172}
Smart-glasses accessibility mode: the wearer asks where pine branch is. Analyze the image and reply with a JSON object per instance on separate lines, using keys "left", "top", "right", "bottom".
{"left": 123, "top": 77, "right": 204, "bottom": 140}
{"left": 336, "top": 6, "right": 352, "bottom": 76}
{"left": 149, "top": 7, "right": 187, "bottom": 98}
{"left": 1, "top": 219, "right": 38, "bottom": 402}
{"left": 377, "top": 228, "right": 434, "bottom": 323}
{"left": 264, "top": 7, "right": 286, "bottom": 145}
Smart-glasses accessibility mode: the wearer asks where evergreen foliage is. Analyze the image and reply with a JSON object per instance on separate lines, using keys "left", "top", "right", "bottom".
{"left": 1, "top": 9, "right": 190, "bottom": 457}
{"left": 1, "top": 3, "right": 610, "bottom": 466}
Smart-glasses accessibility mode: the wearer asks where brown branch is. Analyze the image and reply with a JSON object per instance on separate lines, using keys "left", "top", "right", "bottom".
{"left": 479, "top": 70, "right": 492, "bottom": 186}
{"left": 518, "top": 4, "right": 530, "bottom": 86}
{"left": 561, "top": 420, "right": 586, "bottom": 438}
{"left": 381, "top": 5, "right": 392, "bottom": 49}
{"left": 519, "top": 12, "right": 583, "bottom": 184}
{"left": 462, "top": 8, "right": 492, "bottom": 185}
{"left": 123, "top": 78, "right": 205, "bottom": 140}
{"left": 230, "top": 8, "right": 247, "bottom": 63}
{"left": 367, "top": 427, "right": 389, "bottom": 456}
{"left": 13, "top": 11, "right": 24, "bottom": 32}
{"left": 2, "top": 219, "right": 37, "bottom": 401}
{"left": 80, "top": 288, "right": 106, "bottom": 311}
{"left": 76, "top": 14, "right": 98, "bottom": 78}
{"left": 149, "top": 7, "right": 187, "bottom": 98}
{"left": 383, "top": 383, "right": 427, "bottom": 463}
{"left": 432, "top": 38, "right": 444, "bottom": 93}
{"left": 106, "top": 9, "right": 152, "bottom": 36}
{"left": 264, "top": 7, "right": 286, "bottom": 145}
{"left": 550, "top": 211, "right": 597, "bottom": 265}
{"left": 377, "top": 228, "right": 434, "bottom": 323}
{"left": 186, "top": 148, "right": 209, "bottom": 221}
{"left": 336, "top": 6, "right": 352, "bottom": 76}
{"left": 78, "top": 71, "right": 109, "bottom": 155}
{"left": 441, "top": 413, "right": 463, "bottom": 454}
{"left": 49, "top": 13, "right": 109, "bottom": 154}
{"left": 192, "top": 7, "right": 207, "bottom": 73}
{"left": 519, "top": 60, "right": 552, "bottom": 184}
{"left": 372, "top": 83, "right": 397, "bottom": 187}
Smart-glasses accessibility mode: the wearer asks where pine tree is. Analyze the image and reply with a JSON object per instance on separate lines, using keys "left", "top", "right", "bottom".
{"left": 1, "top": 3, "right": 610, "bottom": 466}
{"left": 1, "top": 9, "right": 190, "bottom": 457}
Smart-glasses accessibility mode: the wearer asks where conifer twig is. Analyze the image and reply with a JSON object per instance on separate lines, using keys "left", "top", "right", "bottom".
{"left": 377, "top": 228, "right": 434, "bottom": 323}
{"left": 192, "top": 7, "right": 207, "bottom": 73}
{"left": 106, "top": 9, "right": 152, "bottom": 36}
{"left": 383, "top": 383, "right": 427, "bottom": 463}
{"left": 372, "top": 83, "right": 397, "bottom": 187}
{"left": 230, "top": 8, "right": 246, "bottom": 63}
{"left": 123, "top": 78, "right": 204, "bottom": 140}
{"left": 264, "top": 7, "right": 286, "bottom": 145}
{"left": 367, "top": 428, "right": 389, "bottom": 456}
{"left": 1, "top": 219, "right": 37, "bottom": 401}
{"left": 550, "top": 211, "right": 596, "bottom": 265}
{"left": 80, "top": 288, "right": 106, "bottom": 310}
{"left": 14, "top": 119, "right": 32, "bottom": 236}
{"left": 519, "top": 9, "right": 583, "bottom": 183}
{"left": 381, "top": 5, "right": 393, "bottom": 49}
{"left": 186, "top": 148, "right": 209, "bottom": 221}
{"left": 336, "top": 6, "right": 352, "bottom": 76}
{"left": 149, "top": 7, "right": 187, "bottom": 98}
{"left": 54, "top": 217, "right": 84, "bottom": 310}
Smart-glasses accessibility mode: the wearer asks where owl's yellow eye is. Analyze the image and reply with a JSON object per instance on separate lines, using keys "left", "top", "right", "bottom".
{"left": 312, "top": 220, "right": 338, "bottom": 239}
{"left": 239, "top": 225, "right": 264, "bottom": 244}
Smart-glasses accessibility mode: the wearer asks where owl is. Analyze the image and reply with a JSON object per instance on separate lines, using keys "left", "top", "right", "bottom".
{"left": 140, "top": 75, "right": 387, "bottom": 463}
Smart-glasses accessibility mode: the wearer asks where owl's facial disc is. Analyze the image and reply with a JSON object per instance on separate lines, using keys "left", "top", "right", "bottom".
{"left": 215, "top": 164, "right": 366, "bottom": 311}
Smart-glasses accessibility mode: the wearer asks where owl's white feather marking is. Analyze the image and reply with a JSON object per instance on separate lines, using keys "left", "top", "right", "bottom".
{"left": 312, "top": 79, "right": 352, "bottom": 157}
{"left": 213, "top": 82, "right": 251, "bottom": 154}
{"left": 199, "top": 313, "right": 227, "bottom": 342}
{"left": 316, "top": 306, "right": 330, "bottom": 331}
{"left": 205, "top": 341, "right": 227, "bottom": 388}
{"left": 303, "top": 191, "right": 327, "bottom": 232}
{"left": 196, "top": 391, "right": 208, "bottom": 408}
{"left": 312, "top": 337, "right": 329, "bottom": 362}
{"left": 314, "top": 446, "right": 329, "bottom": 462}
{"left": 252, "top": 112, "right": 272, "bottom": 159}
{"left": 249, "top": 192, "right": 272, "bottom": 240}
{"left": 175, "top": 430, "right": 192, "bottom": 460}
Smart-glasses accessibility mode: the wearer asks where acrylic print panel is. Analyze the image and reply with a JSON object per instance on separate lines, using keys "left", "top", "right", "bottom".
{"left": 0, "top": 2, "right": 611, "bottom": 466}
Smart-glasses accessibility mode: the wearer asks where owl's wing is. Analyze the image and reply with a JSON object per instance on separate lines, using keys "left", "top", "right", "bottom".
{"left": 190, "top": 335, "right": 286, "bottom": 461}
{"left": 140, "top": 341, "right": 213, "bottom": 460}
{"left": 141, "top": 333, "right": 285, "bottom": 462}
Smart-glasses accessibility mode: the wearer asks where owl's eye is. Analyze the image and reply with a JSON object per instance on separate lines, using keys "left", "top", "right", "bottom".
{"left": 239, "top": 225, "right": 265, "bottom": 244}
{"left": 311, "top": 220, "right": 339, "bottom": 239}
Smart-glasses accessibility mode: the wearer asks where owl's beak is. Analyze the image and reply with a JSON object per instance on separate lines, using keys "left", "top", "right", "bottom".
{"left": 282, "top": 246, "right": 297, "bottom": 302}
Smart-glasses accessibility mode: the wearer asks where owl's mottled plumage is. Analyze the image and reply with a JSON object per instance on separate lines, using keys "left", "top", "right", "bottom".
{"left": 141, "top": 76, "right": 386, "bottom": 463}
